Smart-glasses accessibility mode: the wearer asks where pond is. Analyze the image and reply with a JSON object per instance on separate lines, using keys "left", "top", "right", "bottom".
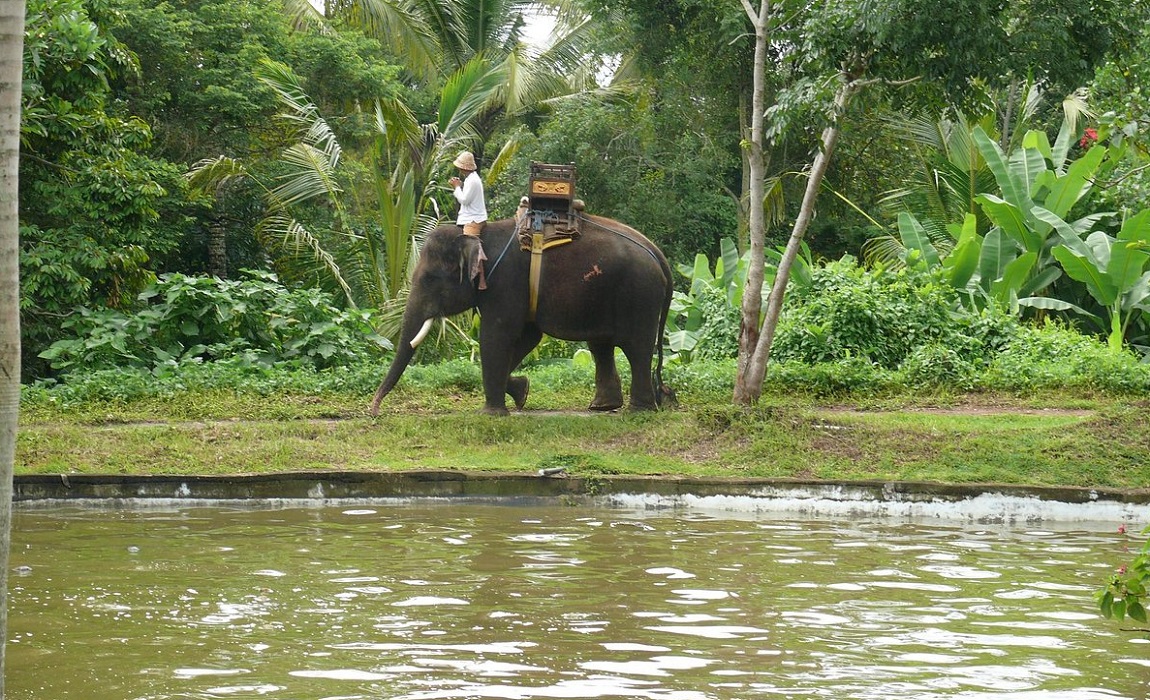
{"left": 7, "top": 502, "right": 1147, "bottom": 699}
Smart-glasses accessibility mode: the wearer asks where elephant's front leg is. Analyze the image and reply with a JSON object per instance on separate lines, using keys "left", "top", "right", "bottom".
{"left": 478, "top": 321, "right": 529, "bottom": 416}
{"left": 505, "top": 326, "right": 542, "bottom": 410}
{"left": 587, "top": 341, "right": 624, "bottom": 411}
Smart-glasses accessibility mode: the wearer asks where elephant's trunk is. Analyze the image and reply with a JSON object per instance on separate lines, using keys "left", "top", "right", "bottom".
{"left": 370, "top": 316, "right": 435, "bottom": 416}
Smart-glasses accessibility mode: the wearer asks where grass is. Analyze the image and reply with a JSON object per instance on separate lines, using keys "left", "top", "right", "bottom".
{"left": 17, "top": 374, "right": 1150, "bottom": 489}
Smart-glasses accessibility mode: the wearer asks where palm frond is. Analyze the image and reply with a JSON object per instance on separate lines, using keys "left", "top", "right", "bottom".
{"left": 257, "top": 60, "right": 342, "bottom": 164}
{"left": 281, "top": 0, "right": 328, "bottom": 32}
{"left": 438, "top": 56, "right": 507, "bottom": 139}
{"left": 257, "top": 214, "right": 357, "bottom": 306}
{"left": 270, "top": 144, "right": 343, "bottom": 208}
{"left": 862, "top": 235, "right": 906, "bottom": 269}
{"left": 186, "top": 156, "right": 248, "bottom": 195}
{"left": 343, "top": 0, "right": 441, "bottom": 80}
{"left": 486, "top": 132, "right": 525, "bottom": 186}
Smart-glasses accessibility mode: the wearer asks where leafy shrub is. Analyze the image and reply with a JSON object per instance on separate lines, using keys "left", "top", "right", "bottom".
{"left": 900, "top": 343, "right": 982, "bottom": 390}
{"left": 983, "top": 323, "right": 1150, "bottom": 392}
{"left": 765, "top": 357, "right": 901, "bottom": 397}
{"left": 39, "top": 271, "right": 391, "bottom": 374}
{"left": 772, "top": 258, "right": 961, "bottom": 368}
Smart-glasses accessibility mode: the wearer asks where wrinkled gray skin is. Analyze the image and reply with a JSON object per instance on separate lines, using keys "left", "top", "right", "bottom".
{"left": 371, "top": 215, "right": 674, "bottom": 416}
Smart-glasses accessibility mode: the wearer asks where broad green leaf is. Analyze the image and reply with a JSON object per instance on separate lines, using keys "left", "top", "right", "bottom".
{"left": 667, "top": 329, "right": 698, "bottom": 353}
{"left": 1119, "top": 209, "right": 1150, "bottom": 244}
{"left": 1040, "top": 145, "right": 1105, "bottom": 219}
{"left": 1085, "top": 231, "right": 1114, "bottom": 271}
{"left": 943, "top": 214, "right": 981, "bottom": 289}
{"left": 1032, "top": 206, "right": 1089, "bottom": 255}
{"left": 1107, "top": 241, "right": 1150, "bottom": 296}
{"left": 1022, "top": 129, "right": 1052, "bottom": 160}
{"left": 1017, "top": 296, "right": 1097, "bottom": 319}
{"left": 1019, "top": 266, "right": 1061, "bottom": 298}
{"left": 898, "top": 212, "right": 941, "bottom": 269}
{"left": 719, "top": 238, "right": 741, "bottom": 286}
{"left": 1053, "top": 245, "right": 1118, "bottom": 306}
{"left": 992, "top": 252, "right": 1036, "bottom": 303}
{"left": 1123, "top": 271, "right": 1150, "bottom": 311}
{"left": 974, "top": 126, "right": 1034, "bottom": 215}
{"left": 978, "top": 228, "right": 1013, "bottom": 293}
{"left": 977, "top": 194, "right": 1040, "bottom": 252}
{"left": 1012, "top": 134, "right": 1048, "bottom": 193}
{"left": 1051, "top": 117, "right": 1074, "bottom": 170}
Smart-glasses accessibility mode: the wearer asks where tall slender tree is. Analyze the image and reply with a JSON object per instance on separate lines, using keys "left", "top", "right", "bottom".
{"left": 0, "top": 1, "right": 24, "bottom": 692}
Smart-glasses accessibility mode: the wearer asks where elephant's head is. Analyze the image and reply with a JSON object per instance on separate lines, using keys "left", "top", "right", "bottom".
{"left": 370, "top": 227, "right": 486, "bottom": 415}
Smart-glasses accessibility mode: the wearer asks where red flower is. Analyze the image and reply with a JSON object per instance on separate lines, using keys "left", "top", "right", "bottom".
{"left": 1079, "top": 128, "right": 1099, "bottom": 148}
{"left": 1119, "top": 523, "right": 1127, "bottom": 534}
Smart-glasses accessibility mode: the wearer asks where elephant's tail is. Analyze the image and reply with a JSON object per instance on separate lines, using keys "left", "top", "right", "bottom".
{"left": 654, "top": 252, "right": 677, "bottom": 409}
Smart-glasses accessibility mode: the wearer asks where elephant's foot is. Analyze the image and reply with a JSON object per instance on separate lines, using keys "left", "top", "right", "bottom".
{"left": 480, "top": 405, "right": 510, "bottom": 417}
{"left": 590, "top": 377, "right": 624, "bottom": 412}
{"left": 507, "top": 376, "right": 530, "bottom": 410}
{"left": 588, "top": 396, "right": 624, "bottom": 412}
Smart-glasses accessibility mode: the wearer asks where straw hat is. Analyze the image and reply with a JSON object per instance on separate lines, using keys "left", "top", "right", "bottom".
{"left": 453, "top": 151, "right": 477, "bottom": 171}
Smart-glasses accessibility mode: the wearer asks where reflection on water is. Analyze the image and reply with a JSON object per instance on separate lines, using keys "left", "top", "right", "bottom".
{"left": 7, "top": 504, "right": 1148, "bottom": 699}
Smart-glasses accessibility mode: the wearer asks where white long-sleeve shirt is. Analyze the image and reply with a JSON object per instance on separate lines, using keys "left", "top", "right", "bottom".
{"left": 453, "top": 171, "right": 488, "bottom": 225}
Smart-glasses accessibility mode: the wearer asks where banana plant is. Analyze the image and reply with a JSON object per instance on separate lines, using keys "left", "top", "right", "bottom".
{"left": 970, "top": 123, "right": 1112, "bottom": 310}
{"left": 1051, "top": 209, "right": 1150, "bottom": 350}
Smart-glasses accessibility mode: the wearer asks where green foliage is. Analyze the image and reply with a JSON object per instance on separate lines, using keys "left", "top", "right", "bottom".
{"left": 1051, "top": 210, "right": 1150, "bottom": 350}
{"left": 772, "top": 257, "right": 988, "bottom": 369}
{"left": 766, "top": 357, "right": 901, "bottom": 398}
{"left": 38, "top": 271, "right": 390, "bottom": 375}
{"left": 1099, "top": 524, "right": 1150, "bottom": 626}
{"left": 667, "top": 238, "right": 746, "bottom": 361}
{"left": 20, "top": 0, "right": 194, "bottom": 377}
{"left": 493, "top": 95, "right": 740, "bottom": 266}
{"left": 982, "top": 323, "right": 1150, "bottom": 393}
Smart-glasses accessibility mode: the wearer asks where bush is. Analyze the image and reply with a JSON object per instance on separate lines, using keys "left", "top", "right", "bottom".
{"left": 983, "top": 323, "right": 1150, "bottom": 393}
{"left": 772, "top": 258, "right": 955, "bottom": 368}
{"left": 766, "top": 357, "right": 902, "bottom": 398}
{"left": 39, "top": 271, "right": 391, "bottom": 375}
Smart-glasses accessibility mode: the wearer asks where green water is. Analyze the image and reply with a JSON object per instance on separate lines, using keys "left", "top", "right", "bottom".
{"left": 7, "top": 503, "right": 1147, "bottom": 699}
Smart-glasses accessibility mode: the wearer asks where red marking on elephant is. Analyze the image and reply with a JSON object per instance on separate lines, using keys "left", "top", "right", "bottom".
{"left": 583, "top": 264, "right": 603, "bottom": 282}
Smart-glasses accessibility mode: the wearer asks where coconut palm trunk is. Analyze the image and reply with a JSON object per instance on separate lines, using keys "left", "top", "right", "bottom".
{"left": 0, "top": 1, "right": 26, "bottom": 693}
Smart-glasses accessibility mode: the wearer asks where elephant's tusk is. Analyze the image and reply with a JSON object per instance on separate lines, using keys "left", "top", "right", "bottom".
{"left": 409, "top": 318, "right": 435, "bottom": 349}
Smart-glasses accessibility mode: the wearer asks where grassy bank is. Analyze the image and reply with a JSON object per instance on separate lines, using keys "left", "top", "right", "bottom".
{"left": 17, "top": 362, "right": 1150, "bottom": 489}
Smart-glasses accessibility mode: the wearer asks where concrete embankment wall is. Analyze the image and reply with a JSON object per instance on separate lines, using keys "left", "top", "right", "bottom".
{"left": 14, "top": 471, "right": 1150, "bottom": 524}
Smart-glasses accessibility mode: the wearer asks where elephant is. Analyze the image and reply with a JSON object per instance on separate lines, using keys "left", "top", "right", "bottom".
{"left": 370, "top": 214, "right": 674, "bottom": 416}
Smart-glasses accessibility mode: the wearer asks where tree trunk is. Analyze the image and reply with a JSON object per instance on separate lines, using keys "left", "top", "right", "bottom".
{"left": 736, "top": 76, "right": 858, "bottom": 405}
{"left": 733, "top": 0, "right": 770, "bottom": 402}
{"left": 0, "top": 2, "right": 26, "bottom": 694}
{"left": 207, "top": 216, "right": 228, "bottom": 278}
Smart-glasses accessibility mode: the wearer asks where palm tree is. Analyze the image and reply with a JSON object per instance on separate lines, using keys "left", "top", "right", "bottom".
{"left": 190, "top": 56, "right": 507, "bottom": 329}
{"left": 283, "top": 0, "right": 609, "bottom": 142}
{"left": 0, "top": 1, "right": 25, "bottom": 691}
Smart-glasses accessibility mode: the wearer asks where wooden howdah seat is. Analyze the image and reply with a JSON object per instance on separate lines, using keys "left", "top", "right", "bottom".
{"left": 516, "top": 162, "right": 582, "bottom": 251}
{"left": 514, "top": 162, "right": 585, "bottom": 319}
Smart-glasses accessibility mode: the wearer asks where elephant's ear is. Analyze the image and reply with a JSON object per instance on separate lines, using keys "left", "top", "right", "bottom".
{"left": 460, "top": 235, "right": 488, "bottom": 289}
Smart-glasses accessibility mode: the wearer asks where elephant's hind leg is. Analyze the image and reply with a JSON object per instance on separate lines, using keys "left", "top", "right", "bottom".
{"left": 621, "top": 341, "right": 658, "bottom": 411}
{"left": 587, "top": 341, "right": 624, "bottom": 411}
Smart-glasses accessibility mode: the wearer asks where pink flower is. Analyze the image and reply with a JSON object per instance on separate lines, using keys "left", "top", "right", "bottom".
{"left": 1079, "top": 128, "right": 1098, "bottom": 148}
{"left": 1119, "top": 564, "right": 1128, "bottom": 575}
{"left": 1119, "top": 523, "right": 1128, "bottom": 534}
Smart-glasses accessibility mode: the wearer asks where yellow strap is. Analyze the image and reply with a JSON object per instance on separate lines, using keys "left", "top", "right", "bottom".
{"left": 529, "top": 232, "right": 544, "bottom": 320}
